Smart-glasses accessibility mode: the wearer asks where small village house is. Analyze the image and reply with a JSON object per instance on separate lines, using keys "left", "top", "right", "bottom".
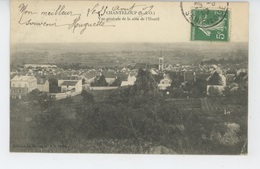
{"left": 206, "top": 71, "right": 227, "bottom": 96}
{"left": 105, "top": 75, "right": 117, "bottom": 85}
{"left": 58, "top": 80, "right": 82, "bottom": 93}
{"left": 121, "top": 74, "right": 137, "bottom": 86}
{"left": 37, "top": 77, "right": 49, "bottom": 92}
{"left": 158, "top": 74, "right": 172, "bottom": 90}
{"left": 10, "top": 75, "right": 37, "bottom": 99}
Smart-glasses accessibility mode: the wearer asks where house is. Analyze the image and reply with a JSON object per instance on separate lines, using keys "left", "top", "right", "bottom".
{"left": 58, "top": 80, "right": 82, "bottom": 93}
{"left": 84, "top": 71, "right": 99, "bottom": 84}
{"left": 158, "top": 74, "right": 172, "bottom": 90}
{"left": 206, "top": 71, "right": 227, "bottom": 96}
{"left": 121, "top": 74, "right": 137, "bottom": 86}
{"left": 150, "top": 68, "right": 159, "bottom": 75}
{"left": 165, "top": 64, "right": 174, "bottom": 71}
{"left": 209, "top": 64, "right": 219, "bottom": 73}
{"left": 10, "top": 75, "right": 37, "bottom": 99}
{"left": 68, "top": 75, "right": 81, "bottom": 80}
{"left": 102, "top": 71, "right": 117, "bottom": 85}
{"left": 37, "top": 77, "right": 49, "bottom": 92}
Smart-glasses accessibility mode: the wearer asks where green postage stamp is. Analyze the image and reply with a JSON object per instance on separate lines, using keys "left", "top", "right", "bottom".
{"left": 190, "top": 9, "right": 229, "bottom": 42}
{"left": 180, "top": 2, "right": 230, "bottom": 42}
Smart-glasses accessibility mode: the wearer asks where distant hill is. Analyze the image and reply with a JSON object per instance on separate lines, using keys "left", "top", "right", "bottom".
{"left": 10, "top": 42, "right": 248, "bottom": 68}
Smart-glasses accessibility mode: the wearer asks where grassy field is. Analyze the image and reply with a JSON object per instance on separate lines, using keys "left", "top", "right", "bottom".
{"left": 166, "top": 97, "right": 247, "bottom": 113}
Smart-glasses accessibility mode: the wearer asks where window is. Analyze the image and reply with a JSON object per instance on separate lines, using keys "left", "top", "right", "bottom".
{"left": 13, "top": 83, "right": 15, "bottom": 87}
{"left": 25, "top": 84, "right": 27, "bottom": 87}
{"left": 18, "top": 84, "right": 21, "bottom": 87}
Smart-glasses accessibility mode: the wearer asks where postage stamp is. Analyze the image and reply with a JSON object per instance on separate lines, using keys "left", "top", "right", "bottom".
{"left": 180, "top": 2, "right": 230, "bottom": 42}
{"left": 190, "top": 9, "right": 229, "bottom": 41}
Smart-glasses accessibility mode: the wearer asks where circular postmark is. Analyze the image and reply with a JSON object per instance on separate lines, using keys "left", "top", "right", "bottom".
{"left": 180, "top": 2, "right": 229, "bottom": 29}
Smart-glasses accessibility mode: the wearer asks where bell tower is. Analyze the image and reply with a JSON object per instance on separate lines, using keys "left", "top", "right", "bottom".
{"left": 159, "top": 50, "right": 164, "bottom": 71}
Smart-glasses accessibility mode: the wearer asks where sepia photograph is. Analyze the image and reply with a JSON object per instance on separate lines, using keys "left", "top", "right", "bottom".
{"left": 9, "top": 1, "right": 248, "bottom": 154}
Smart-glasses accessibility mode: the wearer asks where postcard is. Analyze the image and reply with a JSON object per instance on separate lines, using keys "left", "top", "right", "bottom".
{"left": 10, "top": 0, "right": 248, "bottom": 154}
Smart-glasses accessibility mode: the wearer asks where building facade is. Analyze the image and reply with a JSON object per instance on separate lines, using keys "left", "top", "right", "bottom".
{"left": 58, "top": 80, "right": 82, "bottom": 93}
{"left": 10, "top": 75, "right": 37, "bottom": 99}
{"left": 37, "top": 77, "right": 49, "bottom": 92}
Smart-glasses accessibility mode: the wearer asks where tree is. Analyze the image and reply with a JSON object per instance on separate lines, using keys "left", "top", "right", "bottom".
{"left": 234, "top": 72, "right": 247, "bottom": 83}
{"left": 191, "top": 79, "right": 207, "bottom": 97}
{"left": 33, "top": 106, "right": 69, "bottom": 144}
{"left": 170, "top": 78, "right": 181, "bottom": 88}
{"left": 81, "top": 90, "right": 94, "bottom": 103}
{"left": 131, "top": 69, "right": 160, "bottom": 96}
{"left": 208, "top": 72, "right": 223, "bottom": 85}
{"left": 223, "top": 84, "right": 248, "bottom": 105}
{"left": 91, "top": 75, "right": 108, "bottom": 86}
{"left": 37, "top": 92, "right": 55, "bottom": 110}
{"left": 25, "top": 89, "right": 55, "bottom": 110}
{"left": 49, "top": 78, "right": 60, "bottom": 93}
{"left": 208, "top": 86, "right": 220, "bottom": 97}
{"left": 190, "top": 86, "right": 201, "bottom": 98}
{"left": 111, "top": 77, "right": 122, "bottom": 86}
{"left": 25, "top": 89, "right": 41, "bottom": 102}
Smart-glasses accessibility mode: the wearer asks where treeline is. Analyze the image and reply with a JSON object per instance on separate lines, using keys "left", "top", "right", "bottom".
{"left": 56, "top": 62, "right": 93, "bottom": 70}
{"left": 201, "top": 57, "right": 248, "bottom": 65}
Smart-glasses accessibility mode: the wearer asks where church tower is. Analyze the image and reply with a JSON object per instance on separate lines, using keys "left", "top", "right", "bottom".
{"left": 159, "top": 51, "right": 164, "bottom": 71}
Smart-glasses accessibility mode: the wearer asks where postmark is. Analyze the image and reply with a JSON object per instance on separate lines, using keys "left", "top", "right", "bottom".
{"left": 180, "top": 2, "right": 229, "bottom": 42}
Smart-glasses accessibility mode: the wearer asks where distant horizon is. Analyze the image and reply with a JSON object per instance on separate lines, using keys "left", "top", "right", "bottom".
{"left": 10, "top": 41, "right": 248, "bottom": 67}
{"left": 11, "top": 42, "right": 248, "bottom": 53}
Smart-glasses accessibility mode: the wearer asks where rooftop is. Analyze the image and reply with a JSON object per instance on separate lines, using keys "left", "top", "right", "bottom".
{"left": 61, "top": 81, "right": 78, "bottom": 86}
{"left": 11, "top": 75, "right": 36, "bottom": 82}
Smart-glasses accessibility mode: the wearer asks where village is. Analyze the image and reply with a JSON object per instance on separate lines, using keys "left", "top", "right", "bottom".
{"left": 10, "top": 55, "right": 248, "bottom": 102}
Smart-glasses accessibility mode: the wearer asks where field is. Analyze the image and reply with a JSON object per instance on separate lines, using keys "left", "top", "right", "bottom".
{"left": 166, "top": 98, "right": 202, "bottom": 111}
{"left": 201, "top": 98, "right": 247, "bottom": 113}
{"left": 166, "top": 97, "right": 247, "bottom": 115}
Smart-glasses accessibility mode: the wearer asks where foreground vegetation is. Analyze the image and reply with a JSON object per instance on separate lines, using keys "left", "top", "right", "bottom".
{"left": 10, "top": 69, "right": 247, "bottom": 154}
